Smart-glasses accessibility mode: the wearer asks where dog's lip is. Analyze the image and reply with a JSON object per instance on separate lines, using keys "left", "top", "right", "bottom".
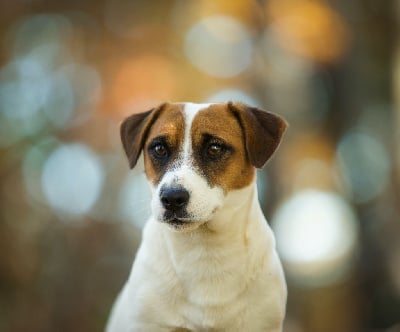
{"left": 163, "top": 217, "right": 205, "bottom": 229}
{"left": 168, "top": 218, "right": 185, "bottom": 224}
{"left": 165, "top": 217, "right": 192, "bottom": 225}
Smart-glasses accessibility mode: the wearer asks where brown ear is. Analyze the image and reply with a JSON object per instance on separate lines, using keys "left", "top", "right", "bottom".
{"left": 120, "top": 103, "right": 166, "bottom": 168}
{"left": 228, "top": 102, "right": 288, "bottom": 168}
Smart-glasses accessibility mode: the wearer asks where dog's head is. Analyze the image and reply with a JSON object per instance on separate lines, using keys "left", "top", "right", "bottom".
{"left": 121, "top": 102, "right": 287, "bottom": 231}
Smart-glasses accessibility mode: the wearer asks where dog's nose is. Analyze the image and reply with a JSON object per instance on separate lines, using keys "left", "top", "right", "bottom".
{"left": 160, "top": 187, "right": 190, "bottom": 211}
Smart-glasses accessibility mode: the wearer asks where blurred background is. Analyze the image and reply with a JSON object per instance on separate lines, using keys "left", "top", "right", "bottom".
{"left": 0, "top": 0, "right": 399, "bottom": 331}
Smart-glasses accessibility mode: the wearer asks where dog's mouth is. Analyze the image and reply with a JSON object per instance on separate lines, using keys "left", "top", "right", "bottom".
{"left": 168, "top": 218, "right": 188, "bottom": 226}
{"left": 160, "top": 206, "right": 220, "bottom": 231}
{"left": 162, "top": 216, "right": 205, "bottom": 231}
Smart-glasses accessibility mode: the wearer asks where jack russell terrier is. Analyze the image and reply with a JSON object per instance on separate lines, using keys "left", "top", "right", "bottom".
{"left": 107, "top": 102, "right": 288, "bottom": 332}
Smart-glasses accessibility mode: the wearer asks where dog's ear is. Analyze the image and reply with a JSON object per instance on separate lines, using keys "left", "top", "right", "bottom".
{"left": 120, "top": 103, "right": 166, "bottom": 168}
{"left": 228, "top": 102, "right": 288, "bottom": 168}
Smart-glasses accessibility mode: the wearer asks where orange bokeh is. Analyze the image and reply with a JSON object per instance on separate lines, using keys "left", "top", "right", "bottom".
{"left": 266, "top": 0, "right": 349, "bottom": 63}
{"left": 110, "top": 54, "right": 179, "bottom": 115}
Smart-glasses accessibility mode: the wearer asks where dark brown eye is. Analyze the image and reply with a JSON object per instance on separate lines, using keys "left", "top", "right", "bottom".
{"left": 153, "top": 144, "right": 167, "bottom": 158}
{"left": 207, "top": 143, "right": 223, "bottom": 157}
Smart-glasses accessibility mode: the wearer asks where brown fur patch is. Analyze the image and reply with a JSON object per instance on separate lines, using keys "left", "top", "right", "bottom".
{"left": 143, "top": 103, "right": 185, "bottom": 185}
{"left": 191, "top": 104, "right": 256, "bottom": 191}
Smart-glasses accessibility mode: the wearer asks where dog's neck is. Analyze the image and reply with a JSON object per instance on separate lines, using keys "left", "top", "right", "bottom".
{"left": 207, "top": 181, "right": 260, "bottom": 233}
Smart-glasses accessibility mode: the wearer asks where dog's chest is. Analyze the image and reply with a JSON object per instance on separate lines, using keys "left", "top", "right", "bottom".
{"left": 173, "top": 240, "right": 248, "bottom": 301}
{"left": 159, "top": 233, "right": 256, "bottom": 326}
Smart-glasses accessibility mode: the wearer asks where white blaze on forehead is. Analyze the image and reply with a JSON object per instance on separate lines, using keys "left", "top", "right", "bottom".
{"left": 182, "top": 102, "right": 213, "bottom": 162}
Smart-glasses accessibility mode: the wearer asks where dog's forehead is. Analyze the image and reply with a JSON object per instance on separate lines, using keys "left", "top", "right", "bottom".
{"left": 190, "top": 104, "right": 243, "bottom": 142}
{"left": 142, "top": 105, "right": 182, "bottom": 156}
{"left": 147, "top": 103, "right": 185, "bottom": 139}
{"left": 146, "top": 102, "right": 243, "bottom": 147}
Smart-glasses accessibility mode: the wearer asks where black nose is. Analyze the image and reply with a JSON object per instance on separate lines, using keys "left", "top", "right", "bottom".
{"left": 160, "top": 187, "right": 190, "bottom": 211}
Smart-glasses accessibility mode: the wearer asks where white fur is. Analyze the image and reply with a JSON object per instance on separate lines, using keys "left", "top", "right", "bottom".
{"left": 152, "top": 166, "right": 224, "bottom": 229}
{"left": 181, "top": 103, "right": 211, "bottom": 162}
{"left": 106, "top": 103, "right": 287, "bottom": 331}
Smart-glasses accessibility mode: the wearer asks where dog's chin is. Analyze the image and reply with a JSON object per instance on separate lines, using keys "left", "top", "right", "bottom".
{"left": 162, "top": 218, "right": 207, "bottom": 232}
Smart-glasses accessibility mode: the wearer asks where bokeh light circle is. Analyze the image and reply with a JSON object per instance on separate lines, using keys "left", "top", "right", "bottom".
{"left": 119, "top": 169, "right": 151, "bottom": 228}
{"left": 336, "top": 128, "right": 390, "bottom": 204}
{"left": 272, "top": 190, "right": 358, "bottom": 286}
{"left": 185, "top": 15, "right": 253, "bottom": 78}
{"left": 41, "top": 144, "right": 104, "bottom": 218}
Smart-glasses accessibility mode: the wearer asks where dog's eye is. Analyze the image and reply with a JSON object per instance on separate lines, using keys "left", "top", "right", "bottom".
{"left": 206, "top": 143, "right": 224, "bottom": 158}
{"left": 151, "top": 143, "right": 168, "bottom": 159}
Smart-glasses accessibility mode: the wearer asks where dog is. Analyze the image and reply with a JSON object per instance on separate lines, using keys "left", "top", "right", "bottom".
{"left": 106, "top": 102, "right": 288, "bottom": 332}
